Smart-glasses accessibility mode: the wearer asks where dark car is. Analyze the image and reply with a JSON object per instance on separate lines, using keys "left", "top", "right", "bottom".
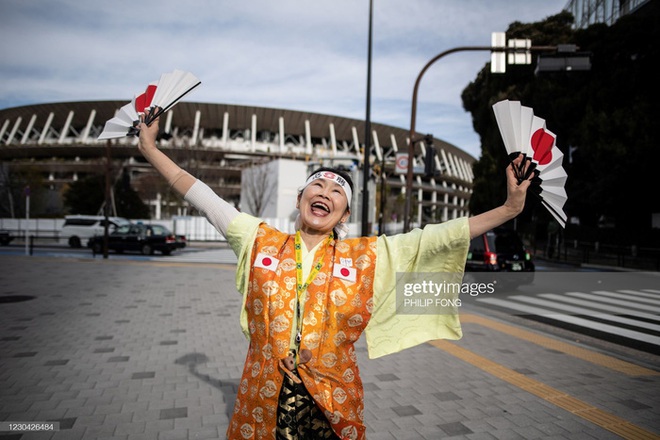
{"left": 465, "top": 228, "right": 534, "bottom": 286}
{"left": 88, "top": 223, "right": 186, "bottom": 256}
{"left": 60, "top": 215, "right": 131, "bottom": 248}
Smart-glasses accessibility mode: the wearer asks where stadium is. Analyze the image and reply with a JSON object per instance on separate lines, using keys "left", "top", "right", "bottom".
{"left": 0, "top": 100, "right": 475, "bottom": 235}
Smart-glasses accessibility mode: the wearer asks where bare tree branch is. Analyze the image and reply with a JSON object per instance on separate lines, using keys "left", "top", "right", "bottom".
{"left": 243, "top": 160, "right": 276, "bottom": 217}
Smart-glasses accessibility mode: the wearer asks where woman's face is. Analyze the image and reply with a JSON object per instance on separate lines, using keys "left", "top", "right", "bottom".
{"left": 297, "top": 178, "right": 350, "bottom": 235}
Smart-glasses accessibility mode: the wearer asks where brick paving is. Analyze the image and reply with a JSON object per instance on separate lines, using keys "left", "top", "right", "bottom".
{"left": 0, "top": 252, "right": 658, "bottom": 439}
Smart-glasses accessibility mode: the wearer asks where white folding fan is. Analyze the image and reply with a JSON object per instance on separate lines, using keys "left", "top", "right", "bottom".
{"left": 492, "top": 99, "right": 568, "bottom": 227}
{"left": 98, "top": 69, "right": 201, "bottom": 140}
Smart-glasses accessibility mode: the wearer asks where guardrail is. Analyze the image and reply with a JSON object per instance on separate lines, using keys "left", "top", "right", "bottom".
{"left": 535, "top": 240, "right": 660, "bottom": 271}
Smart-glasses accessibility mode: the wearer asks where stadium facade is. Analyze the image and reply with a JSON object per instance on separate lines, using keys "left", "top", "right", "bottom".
{"left": 0, "top": 100, "right": 475, "bottom": 234}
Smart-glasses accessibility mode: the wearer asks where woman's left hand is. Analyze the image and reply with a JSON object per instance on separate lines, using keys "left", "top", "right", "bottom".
{"left": 503, "top": 154, "right": 532, "bottom": 216}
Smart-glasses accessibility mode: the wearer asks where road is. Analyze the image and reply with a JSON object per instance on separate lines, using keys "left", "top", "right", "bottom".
{"left": 2, "top": 251, "right": 658, "bottom": 439}
{"left": 465, "top": 270, "right": 660, "bottom": 358}
{"left": 1, "top": 243, "right": 658, "bottom": 439}
{"left": 3, "top": 242, "right": 659, "bottom": 360}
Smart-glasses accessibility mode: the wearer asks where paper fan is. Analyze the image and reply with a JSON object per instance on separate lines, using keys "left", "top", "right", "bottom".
{"left": 98, "top": 69, "right": 201, "bottom": 140}
{"left": 492, "top": 99, "right": 568, "bottom": 227}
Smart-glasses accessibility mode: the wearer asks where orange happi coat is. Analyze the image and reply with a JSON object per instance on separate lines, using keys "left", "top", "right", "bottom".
{"left": 227, "top": 223, "right": 377, "bottom": 440}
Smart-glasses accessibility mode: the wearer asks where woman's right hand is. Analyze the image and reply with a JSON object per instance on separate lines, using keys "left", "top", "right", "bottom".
{"left": 137, "top": 109, "right": 160, "bottom": 152}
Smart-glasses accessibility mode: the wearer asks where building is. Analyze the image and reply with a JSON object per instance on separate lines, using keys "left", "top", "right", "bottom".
{"left": 0, "top": 100, "right": 475, "bottom": 234}
{"left": 240, "top": 159, "right": 307, "bottom": 220}
{"left": 564, "top": 0, "right": 652, "bottom": 29}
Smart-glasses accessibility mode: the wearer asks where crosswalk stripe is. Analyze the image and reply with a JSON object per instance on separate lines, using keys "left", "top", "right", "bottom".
{"left": 615, "top": 289, "right": 660, "bottom": 300}
{"left": 538, "top": 293, "right": 660, "bottom": 322}
{"left": 565, "top": 292, "right": 660, "bottom": 313}
{"left": 510, "top": 295, "right": 660, "bottom": 332}
{"left": 477, "top": 297, "right": 660, "bottom": 347}
{"left": 590, "top": 290, "right": 660, "bottom": 306}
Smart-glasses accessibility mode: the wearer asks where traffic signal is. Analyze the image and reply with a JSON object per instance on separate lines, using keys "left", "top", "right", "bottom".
{"left": 424, "top": 134, "right": 437, "bottom": 177}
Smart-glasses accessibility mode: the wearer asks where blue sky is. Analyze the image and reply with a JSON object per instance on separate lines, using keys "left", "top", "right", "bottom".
{"left": 0, "top": 0, "right": 567, "bottom": 159}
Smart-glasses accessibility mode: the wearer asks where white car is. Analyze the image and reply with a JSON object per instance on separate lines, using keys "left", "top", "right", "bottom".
{"left": 60, "top": 215, "right": 131, "bottom": 248}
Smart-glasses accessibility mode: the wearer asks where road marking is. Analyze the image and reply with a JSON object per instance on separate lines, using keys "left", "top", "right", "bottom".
{"left": 512, "top": 295, "right": 660, "bottom": 332}
{"left": 616, "top": 289, "right": 660, "bottom": 301}
{"left": 459, "top": 313, "right": 659, "bottom": 376}
{"left": 565, "top": 291, "right": 660, "bottom": 313}
{"left": 429, "top": 337, "right": 660, "bottom": 440}
{"left": 477, "top": 297, "right": 660, "bottom": 347}
{"left": 589, "top": 289, "right": 660, "bottom": 306}
{"left": 537, "top": 293, "right": 660, "bottom": 321}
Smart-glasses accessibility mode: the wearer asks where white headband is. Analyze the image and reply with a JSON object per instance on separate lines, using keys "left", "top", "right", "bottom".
{"left": 303, "top": 171, "right": 352, "bottom": 205}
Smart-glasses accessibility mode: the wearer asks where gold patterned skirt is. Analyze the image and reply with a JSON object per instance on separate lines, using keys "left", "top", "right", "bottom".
{"left": 276, "top": 369, "right": 340, "bottom": 440}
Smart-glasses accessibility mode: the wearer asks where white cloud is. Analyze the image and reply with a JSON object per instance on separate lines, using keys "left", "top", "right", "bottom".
{"left": 0, "top": 0, "right": 567, "bottom": 158}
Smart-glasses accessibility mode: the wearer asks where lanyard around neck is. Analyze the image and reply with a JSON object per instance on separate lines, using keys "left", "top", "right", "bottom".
{"left": 292, "top": 231, "right": 332, "bottom": 350}
{"left": 294, "top": 231, "right": 332, "bottom": 300}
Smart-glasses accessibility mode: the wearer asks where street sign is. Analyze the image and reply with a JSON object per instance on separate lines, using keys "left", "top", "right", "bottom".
{"left": 491, "top": 32, "right": 506, "bottom": 73}
{"left": 395, "top": 153, "right": 408, "bottom": 174}
{"left": 508, "top": 38, "right": 532, "bottom": 65}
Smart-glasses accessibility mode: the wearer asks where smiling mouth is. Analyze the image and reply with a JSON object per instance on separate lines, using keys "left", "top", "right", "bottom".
{"left": 311, "top": 202, "right": 330, "bottom": 214}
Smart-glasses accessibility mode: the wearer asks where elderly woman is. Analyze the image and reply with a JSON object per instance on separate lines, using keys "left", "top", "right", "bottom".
{"left": 137, "top": 114, "right": 531, "bottom": 440}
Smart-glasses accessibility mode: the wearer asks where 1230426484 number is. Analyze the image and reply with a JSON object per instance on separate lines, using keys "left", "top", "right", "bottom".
{"left": 0, "top": 422, "right": 58, "bottom": 432}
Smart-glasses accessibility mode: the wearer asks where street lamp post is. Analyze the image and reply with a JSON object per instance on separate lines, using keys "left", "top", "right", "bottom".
{"left": 402, "top": 42, "right": 561, "bottom": 233}
{"left": 361, "top": 0, "right": 374, "bottom": 237}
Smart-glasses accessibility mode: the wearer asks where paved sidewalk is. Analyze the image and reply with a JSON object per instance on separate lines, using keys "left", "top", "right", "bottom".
{"left": 0, "top": 255, "right": 658, "bottom": 440}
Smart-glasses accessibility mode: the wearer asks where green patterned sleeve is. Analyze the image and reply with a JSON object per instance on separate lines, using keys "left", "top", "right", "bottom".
{"left": 226, "top": 212, "right": 262, "bottom": 338}
{"left": 365, "top": 217, "right": 470, "bottom": 359}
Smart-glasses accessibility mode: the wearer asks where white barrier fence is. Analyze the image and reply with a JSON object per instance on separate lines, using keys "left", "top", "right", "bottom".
{"left": 0, "top": 216, "right": 237, "bottom": 242}
{"left": 0, "top": 216, "right": 405, "bottom": 243}
{"left": 0, "top": 218, "right": 65, "bottom": 237}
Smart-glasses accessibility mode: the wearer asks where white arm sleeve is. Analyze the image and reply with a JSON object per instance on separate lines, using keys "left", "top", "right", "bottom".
{"left": 183, "top": 180, "right": 239, "bottom": 237}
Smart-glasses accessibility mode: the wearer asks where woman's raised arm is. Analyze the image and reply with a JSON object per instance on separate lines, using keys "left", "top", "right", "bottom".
{"left": 467, "top": 154, "right": 532, "bottom": 239}
{"left": 136, "top": 112, "right": 239, "bottom": 237}
{"left": 137, "top": 113, "right": 196, "bottom": 197}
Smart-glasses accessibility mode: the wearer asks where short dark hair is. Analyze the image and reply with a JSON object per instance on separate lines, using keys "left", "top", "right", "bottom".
{"left": 306, "top": 166, "right": 354, "bottom": 194}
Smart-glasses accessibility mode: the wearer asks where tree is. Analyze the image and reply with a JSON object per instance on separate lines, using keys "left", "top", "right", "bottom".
{"left": 62, "top": 175, "right": 103, "bottom": 215}
{"left": 242, "top": 160, "right": 277, "bottom": 217}
{"left": 462, "top": 4, "right": 660, "bottom": 243}
{"left": 114, "top": 169, "right": 151, "bottom": 219}
{"left": 0, "top": 164, "right": 58, "bottom": 218}
{"left": 63, "top": 172, "right": 150, "bottom": 219}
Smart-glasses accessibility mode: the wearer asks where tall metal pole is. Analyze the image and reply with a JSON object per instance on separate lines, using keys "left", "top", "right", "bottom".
{"left": 24, "top": 186, "right": 30, "bottom": 256}
{"left": 361, "top": 0, "right": 374, "bottom": 237}
{"left": 103, "top": 139, "right": 111, "bottom": 259}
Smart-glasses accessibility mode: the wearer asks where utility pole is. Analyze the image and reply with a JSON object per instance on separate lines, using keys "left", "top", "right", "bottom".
{"left": 361, "top": 0, "right": 374, "bottom": 236}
